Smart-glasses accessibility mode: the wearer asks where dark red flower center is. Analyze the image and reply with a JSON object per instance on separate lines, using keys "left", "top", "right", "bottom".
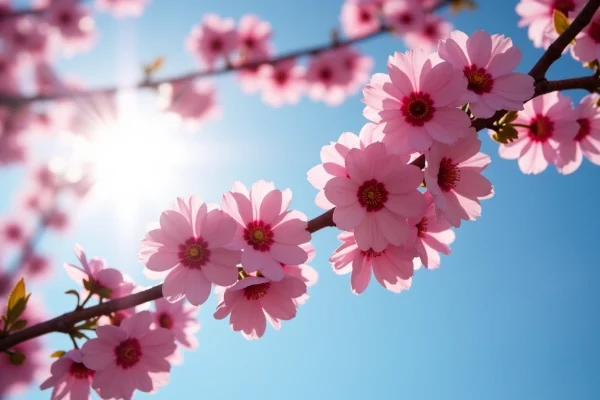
{"left": 319, "top": 67, "right": 333, "bottom": 82}
{"left": 69, "top": 362, "right": 95, "bottom": 380}
{"left": 244, "top": 282, "right": 271, "bottom": 300}
{"left": 58, "top": 11, "right": 73, "bottom": 26}
{"left": 552, "top": 0, "right": 575, "bottom": 15}
{"left": 398, "top": 12, "right": 413, "bottom": 25}
{"left": 357, "top": 179, "right": 389, "bottom": 212}
{"left": 158, "top": 312, "right": 173, "bottom": 329}
{"left": 438, "top": 157, "right": 460, "bottom": 192}
{"left": 27, "top": 255, "right": 48, "bottom": 274}
{"left": 528, "top": 115, "right": 554, "bottom": 142}
{"left": 361, "top": 248, "right": 386, "bottom": 258}
{"left": 464, "top": 65, "right": 494, "bottom": 95}
{"left": 244, "top": 37, "right": 256, "bottom": 49}
{"left": 274, "top": 70, "right": 288, "bottom": 85}
{"left": 210, "top": 39, "right": 223, "bottom": 52}
{"left": 4, "top": 223, "right": 23, "bottom": 241}
{"left": 178, "top": 237, "right": 210, "bottom": 269}
{"left": 115, "top": 338, "right": 141, "bottom": 369}
{"left": 244, "top": 221, "right": 274, "bottom": 251}
{"left": 588, "top": 21, "right": 600, "bottom": 43}
{"left": 401, "top": 92, "right": 435, "bottom": 126}
{"left": 575, "top": 118, "right": 591, "bottom": 141}
{"left": 359, "top": 9, "right": 373, "bottom": 23}
{"left": 424, "top": 23, "right": 437, "bottom": 38}
{"left": 416, "top": 217, "right": 428, "bottom": 237}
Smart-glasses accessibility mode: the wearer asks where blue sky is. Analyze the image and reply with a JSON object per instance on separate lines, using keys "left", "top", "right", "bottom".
{"left": 2, "top": 0, "right": 600, "bottom": 399}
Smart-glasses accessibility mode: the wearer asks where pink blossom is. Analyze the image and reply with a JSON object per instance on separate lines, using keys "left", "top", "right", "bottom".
{"left": 40, "top": 0, "right": 97, "bottom": 54}
{"left": 305, "top": 50, "right": 352, "bottom": 106}
{"left": 497, "top": 92, "right": 579, "bottom": 174}
{"left": 158, "top": 80, "right": 220, "bottom": 125}
{"left": 214, "top": 274, "right": 308, "bottom": 340}
{"left": 152, "top": 298, "right": 200, "bottom": 365}
{"left": 341, "top": 0, "right": 382, "bottom": 39}
{"left": 572, "top": 9, "right": 600, "bottom": 62}
{"left": 34, "top": 62, "right": 64, "bottom": 96}
{"left": 257, "top": 58, "right": 306, "bottom": 107}
{"left": 307, "top": 122, "right": 388, "bottom": 210}
{"left": 424, "top": 134, "right": 494, "bottom": 228}
{"left": 556, "top": 93, "right": 600, "bottom": 174}
{"left": 362, "top": 49, "right": 472, "bottom": 154}
{"left": 139, "top": 197, "right": 241, "bottom": 306}
{"left": 81, "top": 311, "right": 176, "bottom": 399}
{"left": 438, "top": 30, "right": 535, "bottom": 118}
{"left": 0, "top": 217, "right": 28, "bottom": 245}
{"left": 238, "top": 15, "right": 272, "bottom": 62}
{"left": 516, "top": 0, "right": 586, "bottom": 49}
{"left": 64, "top": 244, "right": 135, "bottom": 299}
{"left": 186, "top": 14, "right": 239, "bottom": 69}
{"left": 330, "top": 230, "right": 415, "bottom": 294}
{"left": 282, "top": 242, "right": 318, "bottom": 305}
{"left": 0, "top": 51, "right": 20, "bottom": 95}
{"left": 335, "top": 46, "right": 374, "bottom": 94}
{"left": 323, "top": 142, "right": 426, "bottom": 251}
{"left": 406, "top": 191, "right": 455, "bottom": 268}
{"left": 221, "top": 181, "right": 311, "bottom": 281}
{"left": 383, "top": 0, "right": 425, "bottom": 35}
{"left": 46, "top": 209, "right": 70, "bottom": 232}
{"left": 0, "top": 136, "right": 27, "bottom": 166}
{"left": 40, "top": 349, "right": 95, "bottom": 400}
{"left": 0, "top": 17, "right": 52, "bottom": 62}
{"left": 24, "top": 253, "right": 52, "bottom": 278}
{"left": 405, "top": 15, "right": 453, "bottom": 52}
{"left": 96, "top": 0, "right": 150, "bottom": 18}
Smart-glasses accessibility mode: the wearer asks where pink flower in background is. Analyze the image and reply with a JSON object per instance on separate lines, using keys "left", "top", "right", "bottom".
{"left": 307, "top": 122, "right": 388, "bottom": 210}
{"left": 362, "top": 49, "right": 471, "bottom": 154}
{"left": 572, "top": 9, "right": 600, "bottom": 62}
{"left": 334, "top": 46, "right": 374, "bottom": 94}
{"left": 258, "top": 58, "right": 306, "bottom": 107}
{"left": 324, "top": 142, "right": 426, "bottom": 251}
{"left": 238, "top": 14, "right": 272, "bottom": 61}
{"left": 64, "top": 244, "right": 136, "bottom": 299}
{"left": 497, "top": 92, "right": 579, "bottom": 174}
{"left": 159, "top": 80, "right": 220, "bottom": 125}
{"left": 340, "top": 0, "right": 382, "bottom": 39}
{"left": 282, "top": 242, "right": 318, "bottom": 305}
{"left": 0, "top": 17, "right": 52, "bottom": 62}
{"left": 186, "top": 14, "right": 239, "bottom": 69}
{"left": 438, "top": 30, "right": 535, "bottom": 118}
{"left": 516, "top": 0, "right": 586, "bottom": 48}
{"left": 0, "top": 52, "right": 20, "bottom": 95}
{"left": 214, "top": 274, "right": 308, "bottom": 340}
{"left": 41, "top": 0, "right": 97, "bottom": 54}
{"left": 0, "top": 217, "right": 27, "bottom": 245}
{"left": 330, "top": 230, "right": 415, "bottom": 294}
{"left": 82, "top": 311, "right": 176, "bottom": 399}
{"left": 383, "top": 0, "right": 425, "bottom": 35}
{"left": 46, "top": 209, "right": 70, "bottom": 232}
{"left": 425, "top": 135, "right": 494, "bottom": 228}
{"left": 40, "top": 349, "right": 95, "bottom": 400}
{"left": 406, "top": 191, "right": 455, "bottom": 268}
{"left": 556, "top": 94, "right": 600, "bottom": 174}
{"left": 152, "top": 298, "right": 200, "bottom": 365}
{"left": 96, "top": 0, "right": 150, "bottom": 17}
{"left": 222, "top": 181, "right": 311, "bottom": 281}
{"left": 33, "top": 164, "right": 62, "bottom": 190}
{"left": 305, "top": 50, "right": 351, "bottom": 106}
{"left": 0, "top": 136, "right": 27, "bottom": 166}
{"left": 405, "top": 15, "right": 453, "bottom": 52}
{"left": 139, "top": 197, "right": 241, "bottom": 306}
{"left": 23, "top": 253, "right": 52, "bottom": 278}
{"left": 34, "top": 62, "right": 64, "bottom": 96}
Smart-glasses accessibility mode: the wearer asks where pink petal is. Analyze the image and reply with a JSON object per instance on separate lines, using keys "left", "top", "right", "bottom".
{"left": 323, "top": 176, "right": 359, "bottom": 207}
{"left": 269, "top": 242, "right": 308, "bottom": 265}
{"left": 350, "top": 256, "right": 371, "bottom": 294}
{"left": 259, "top": 189, "right": 282, "bottom": 225}
{"left": 185, "top": 270, "right": 212, "bottom": 306}
{"left": 202, "top": 262, "right": 238, "bottom": 286}
{"left": 162, "top": 266, "right": 188, "bottom": 303}
{"left": 146, "top": 250, "right": 179, "bottom": 272}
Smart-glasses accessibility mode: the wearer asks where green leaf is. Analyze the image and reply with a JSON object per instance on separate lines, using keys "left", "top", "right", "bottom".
{"left": 492, "top": 126, "right": 519, "bottom": 144}
{"left": 9, "top": 351, "right": 26, "bottom": 365}
{"left": 553, "top": 10, "right": 575, "bottom": 44}
{"left": 6, "top": 294, "right": 30, "bottom": 324}
{"left": 50, "top": 350, "right": 66, "bottom": 358}
{"left": 7, "top": 278, "right": 26, "bottom": 311}
{"left": 10, "top": 319, "right": 27, "bottom": 332}
{"left": 82, "top": 279, "right": 92, "bottom": 292}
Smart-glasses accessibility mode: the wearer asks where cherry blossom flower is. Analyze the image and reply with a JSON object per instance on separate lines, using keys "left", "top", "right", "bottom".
{"left": 571, "top": 9, "right": 600, "bottom": 63}
{"left": 282, "top": 242, "right": 318, "bottom": 305}
{"left": 323, "top": 142, "right": 426, "bottom": 251}
{"left": 257, "top": 58, "right": 306, "bottom": 107}
{"left": 405, "top": 15, "right": 453, "bottom": 53}
{"left": 438, "top": 30, "right": 535, "bottom": 118}
{"left": 516, "top": 0, "right": 586, "bottom": 49}
{"left": 0, "top": 51, "right": 20, "bottom": 95}
{"left": 214, "top": 273, "right": 308, "bottom": 340}
{"left": 41, "top": 0, "right": 97, "bottom": 54}
{"left": 330, "top": 230, "right": 415, "bottom": 294}
{"left": 139, "top": 196, "right": 241, "bottom": 306}
{"left": 307, "top": 122, "right": 388, "bottom": 210}
{"left": 335, "top": 46, "right": 374, "bottom": 94}
{"left": 383, "top": 0, "right": 425, "bottom": 35}
{"left": 340, "top": 0, "right": 382, "bottom": 39}
{"left": 0, "top": 217, "right": 27, "bottom": 245}
{"left": 305, "top": 50, "right": 352, "bottom": 106}
{"left": 1, "top": 17, "right": 52, "bottom": 62}
{"left": 34, "top": 62, "right": 64, "bottom": 96}
{"left": 556, "top": 93, "right": 600, "bottom": 174}
{"left": 497, "top": 92, "right": 579, "bottom": 174}
{"left": 362, "top": 49, "right": 471, "bottom": 154}
{"left": 152, "top": 298, "right": 200, "bottom": 365}
{"left": 0, "top": 136, "right": 27, "bottom": 166}
{"left": 221, "top": 181, "right": 311, "bottom": 281}
{"left": 46, "top": 209, "right": 70, "bottom": 232}
{"left": 23, "top": 253, "right": 52, "bottom": 279}
{"left": 158, "top": 80, "right": 220, "bottom": 125}
{"left": 424, "top": 134, "right": 494, "bottom": 228}
{"left": 406, "top": 191, "right": 455, "bottom": 268}
{"left": 40, "top": 349, "right": 95, "bottom": 400}
{"left": 96, "top": 0, "right": 150, "bottom": 18}
{"left": 186, "top": 14, "right": 239, "bottom": 69}
{"left": 64, "top": 244, "right": 136, "bottom": 299}
{"left": 238, "top": 14, "right": 272, "bottom": 61}
{"left": 81, "top": 311, "right": 176, "bottom": 400}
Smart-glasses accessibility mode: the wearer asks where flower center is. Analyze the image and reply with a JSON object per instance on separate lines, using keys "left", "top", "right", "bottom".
{"left": 210, "top": 39, "right": 223, "bottom": 52}
{"left": 158, "top": 312, "right": 174, "bottom": 330}
{"left": 398, "top": 12, "right": 413, "bottom": 25}
{"left": 4, "top": 224, "right": 22, "bottom": 241}
{"left": 69, "top": 362, "right": 95, "bottom": 380}
{"left": 244, "top": 282, "right": 271, "bottom": 300}
{"left": 244, "top": 221, "right": 274, "bottom": 251}
{"left": 359, "top": 9, "right": 373, "bottom": 22}
{"left": 464, "top": 65, "right": 494, "bottom": 95}
{"left": 58, "top": 11, "right": 73, "bottom": 26}
{"left": 244, "top": 37, "right": 256, "bottom": 49}
{"left": 552, "top": 0, "right": 575, "bottom": 15}
{"left": 416, "top": 217, "right": 428, "bottom": 237}
{"left": 438, "top": 157, "right": 460, "bottom": 192}
{"left": 424, "top": 23, "right": 437, "bottom": 38}
{"left": 178, "top": 237, "right": 210, "bottom": 269}
{"left": 588, "top": 21, "right": 600, "bottom": 43}
{"left": 274, "top": 70, "right": 288, "bottom": 85}
{"left": 401, "top": 92, "right": 435, "bottom": 126}
{"left": 115, "top": 338, "right": 142, "bottom": 369}
{"left": 319, "top": 67, "right": 333, "bottom": 82}
{"left": 360, "top": 248, "right": 386, "bottom": 258}
{"left": 575, "top": 118, "right": 591, "bottom": 141}
{"left": 528, "top": 115, "right": 554, "bottom": 142}
{"left": 357, "top": 179, "right": 389, "bottom": 212}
